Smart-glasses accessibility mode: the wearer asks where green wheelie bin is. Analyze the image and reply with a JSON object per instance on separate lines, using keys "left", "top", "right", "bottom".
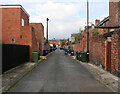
{"left": 78, "top": 51, "right": 82, "bottom": 61}
{"left": 32, "top": 52, "right": 39, "bottom": 62}
{"left": 76, "top": 51, "right": 79, "bottom": 60}
{"left": 81, "top": 52, "right": 89, "bottom": 62}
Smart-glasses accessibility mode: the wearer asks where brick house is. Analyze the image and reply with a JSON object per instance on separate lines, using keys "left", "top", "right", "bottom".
{"left": 49, "top": 40, "right": 54, "bottom": 47}
{"left": 49, "top": 40, "right": 60, "bottom": 48}
{"left": 1, "top": 5, "right": 44, "bottom": 60}
{"left": 30, "top": 23, "right": 44, "bottom": 56}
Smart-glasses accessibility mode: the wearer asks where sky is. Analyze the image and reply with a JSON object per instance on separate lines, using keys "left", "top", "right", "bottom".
{"left": 1, "top": 0, "right": 109, "bottom": 39}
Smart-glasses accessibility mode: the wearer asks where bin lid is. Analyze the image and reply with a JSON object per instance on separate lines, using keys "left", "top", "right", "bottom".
{"left": 32, "top": 52, "right": 38, "bottom": 53}
{"left": 78, "top": 51, "right": 82, "bottom": 53}
{"left": 76, "top": 51, "right": 78, "bottom": 53}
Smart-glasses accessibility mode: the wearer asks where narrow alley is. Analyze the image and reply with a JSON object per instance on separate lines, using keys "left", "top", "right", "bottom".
{"left": 8, "top": 49, "right": 111, "bottom": 92}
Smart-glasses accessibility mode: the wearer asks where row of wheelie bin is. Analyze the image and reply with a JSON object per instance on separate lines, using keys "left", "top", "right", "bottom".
{"left": 76, "top": 51, "right": 89, "bottom": 62}
{"left": 32, "top": 48, "right": 57, "bottom": 62}
{"left": 65, "top": 49, "right": 68, "bottom": 55}
{"left": 64, "top": 49, "right": 74, "bottom": 56}
{"left": 60, "top": 47, "right": 63, "bottom": 50}
{"left": 43, "top": 48, "right": 57, "bottom": 56}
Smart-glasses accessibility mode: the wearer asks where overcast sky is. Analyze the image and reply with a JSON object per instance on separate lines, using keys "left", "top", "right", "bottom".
{"left": 1, "top": 0, "right": 109, "bottom": 39}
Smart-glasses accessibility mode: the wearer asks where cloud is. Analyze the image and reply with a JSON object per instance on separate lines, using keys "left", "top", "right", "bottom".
{"left": 35, "top": 1, "right": 77, "bottom": 20}
{"left": 28, "top": 1, "right": 85, "bottom": 39}
{"left": 1, "top": 0, "right": 109, "bottom": 39}
{"left": 0, "top": 0, "right": 109, "bottom": 4}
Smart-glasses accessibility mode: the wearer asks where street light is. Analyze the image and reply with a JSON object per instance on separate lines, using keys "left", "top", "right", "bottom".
{"left": 87, "top": 0, "right": 89, "bottom": 61}
{"left": 87, "top": 0, "right": 89, "bottom": 53}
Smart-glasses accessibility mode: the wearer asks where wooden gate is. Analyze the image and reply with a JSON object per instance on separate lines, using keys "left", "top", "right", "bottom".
{"left": 106, "top": 41, "right": 111, "bottom": 72}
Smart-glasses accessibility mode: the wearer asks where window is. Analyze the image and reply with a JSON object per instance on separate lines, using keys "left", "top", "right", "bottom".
{"left": 21, "top": 18, "right": 24, "bottom": 26}
{"left": 11, "top": 38, "right": 15, "bottom": 43}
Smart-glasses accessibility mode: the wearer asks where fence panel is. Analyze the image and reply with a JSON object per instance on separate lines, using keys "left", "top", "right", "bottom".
{"left": 2, "top": 44, "right": 29, "bottom": 73}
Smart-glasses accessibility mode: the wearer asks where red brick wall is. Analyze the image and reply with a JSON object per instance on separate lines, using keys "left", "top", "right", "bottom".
{"left": 118, "top": 31, "right": 120, "bottom": 70}
{"left": 72, "top": 30, "right": 87, "bottom": 55}
{"left": 89, "top": 29, "right": 120, "bottom": 72}
{"left": 73, "top": 43, "right": 80, "bottom": 55}
{"left": 73, "top": 28, "right": 120, "bottom": 73}
{"left": 30, "top": 23, "right": 44, "bottom": 55}
{"left": 89, "top": 35, "right": 106, "bottom": 67}
{"left": 111, "top": 30, "right": 120, "bottom": 72}
{"left": 21, "top": 9, "right": 29, "bottom": 26}
{"left": 73, "top": 39, "right": 87, "bottom": 55}
{"left": 1, "top": 7, "right": 37, "bottom": 61}
{"left": 32, "top": 28, "right": 38, "bottom": 53}
{"left": 118, "top": 1, "right": 120, "bottom": 26}
{"left": 2, "top": 8, "right": 21, "bottom": 44}
{"left": 21, "top": 26, "right": 32, "bottom": 60}
{"left": 2, "top": 7, "right": 30, "bottom": 45}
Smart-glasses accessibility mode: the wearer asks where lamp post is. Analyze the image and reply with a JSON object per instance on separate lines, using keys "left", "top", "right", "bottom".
{"left": 87, "top": 0, "right": 89, "bottom": 61}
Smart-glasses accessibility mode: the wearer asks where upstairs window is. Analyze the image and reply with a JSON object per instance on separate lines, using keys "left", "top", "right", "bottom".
{"left": 21, "top": 18, "right": 24, "bottom": 26}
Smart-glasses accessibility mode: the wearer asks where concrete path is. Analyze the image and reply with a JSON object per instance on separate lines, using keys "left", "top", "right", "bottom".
{"left": 8, "top": 49, "right": 112, "bottom": 92}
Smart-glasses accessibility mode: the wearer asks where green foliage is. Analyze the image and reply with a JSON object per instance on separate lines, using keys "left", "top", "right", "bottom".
{"left": 61, "top": 41, "right": 65, "bottom": 47}
{"left": 92, "top": 29, "right": 99, "bottom": 36}
{"left": 67, "top": 38, "right": 69, "bottom": 42}
{"left": 74, "top": 33, "right": 84, "bottom": 42}
{"left": 68, "top": 45, "right": 71, "bottom": 49}
{"left": 72, "top": 41, "right": 76, "bottom": 44}
{"left": 53, "top": 43, "right": 56, "bottom": 48}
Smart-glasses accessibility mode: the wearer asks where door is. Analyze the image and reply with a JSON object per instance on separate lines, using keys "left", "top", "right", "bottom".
{"left": 106, "top": 41, "right": 111, "bottom": 72}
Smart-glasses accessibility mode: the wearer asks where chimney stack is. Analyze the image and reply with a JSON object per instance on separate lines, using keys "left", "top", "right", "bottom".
{"left": 95, "top": 19, "right": 100, "bottom": 25}
{"left": 109, "top": 0, "right": 120, "bottom": 26}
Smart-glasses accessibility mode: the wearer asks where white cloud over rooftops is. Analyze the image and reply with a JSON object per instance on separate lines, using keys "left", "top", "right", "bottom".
{"left": 1, "top": 0, "right": 109, "bottom": 39}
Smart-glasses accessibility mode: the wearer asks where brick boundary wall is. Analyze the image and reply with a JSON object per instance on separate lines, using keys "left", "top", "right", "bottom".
{"left": 73, "top": 38, "right": 87, "bottom": 55}
{"left": 118, "top": 30, "right": 120, "bottom": 70}
{"left": 111, "top": 30, "right": 120, "bottom": 72}
{"left": 73, "top": 29, "right": 120, "bottom": 73}
{"left": 89, "top": 35, "right": 106, "bottom": 68}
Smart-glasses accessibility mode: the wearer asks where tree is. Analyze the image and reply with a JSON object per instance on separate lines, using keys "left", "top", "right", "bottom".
{"left": 67, "top": 38, "right": 69, "bottom": 42}
{"left": 68, "top": 45, "right": 71, "bottom": 49}
{"left": 53, "top": 43, "right": 56, "bottom": 48}
{"left": 61, "top": 40, "right": 65, "bottom": 47}
{"left": 74, "top": 33, "right": 84, "bottom": 42}
{"left": 92, "top": 28, "right": 99, "bottom": 36}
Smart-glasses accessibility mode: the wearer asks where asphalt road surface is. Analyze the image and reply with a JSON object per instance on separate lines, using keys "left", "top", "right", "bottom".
{"left": 8, "top": 49, "right": 112, "bottom": 92}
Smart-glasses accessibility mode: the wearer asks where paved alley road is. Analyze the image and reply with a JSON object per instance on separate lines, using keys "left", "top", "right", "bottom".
{"left": 8, "top": 49, "right": 112, "bottom": 92}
